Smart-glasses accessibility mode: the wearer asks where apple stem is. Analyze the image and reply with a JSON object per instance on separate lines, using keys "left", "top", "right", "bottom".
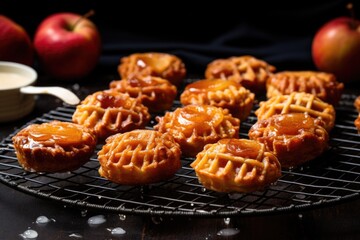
{"left": 347, "top": 3, "right": 356, "bottom": 29}
{"left": 71, "top": 10, "right": 95, "bottom": 30}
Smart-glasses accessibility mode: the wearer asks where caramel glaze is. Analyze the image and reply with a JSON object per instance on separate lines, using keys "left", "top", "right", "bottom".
{"left": 204, "top": 55, "right": 276, "bottom": 94}
{"left": 98, "top": 129, "right": 181, "bottom": 185}
{"left": 248, "top": 113, "right": 329, "bottom": 169}
{"left": 96, "top": 91, "right": 129, "bottom": 109}
{"left": 110, "top": 76, "right": 177, "bottom": 113}
{"left": 12, "top": 121, "right": 97, "bottom": 173}
{"left": 185, "top": 78, "right": 239, "bottom": 93}
{"left": 180, "top": 78, "right": 255, "bottom": 121}
{"left": 266, "top": 71, "right": 344, "bottom": 106}
{"left": 190, "top": 138, "right": 281, "bottom": 193}
{"left": 221, "top": 138, "right": 261, "bottom": 160}
{"left": 72, "top": 90, "right": 151, "bottom": 140}
{"left": 154, "top": 105, "right": 240, "bottom": 157}
{"left": 118, "top": 52, "right": 186, "bottom": 86}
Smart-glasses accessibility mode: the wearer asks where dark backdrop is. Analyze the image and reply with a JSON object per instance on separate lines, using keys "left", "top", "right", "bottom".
{"left": 1, "top": 0, "right": 358, "bottom": 77}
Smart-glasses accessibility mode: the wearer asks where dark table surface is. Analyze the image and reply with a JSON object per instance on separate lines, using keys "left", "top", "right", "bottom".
{"left": 1, "top": 70, "right": 360, "bottom": 240}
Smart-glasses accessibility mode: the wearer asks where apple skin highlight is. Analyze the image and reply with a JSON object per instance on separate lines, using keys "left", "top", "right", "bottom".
{"left": 312, "top": 16, "right": 360, "bottom": 84}
{"left": 0, "top": 15, "right": 34, "bottom": 66}
{"left": 34, "top": 12, "right": 101, "bottom": 80}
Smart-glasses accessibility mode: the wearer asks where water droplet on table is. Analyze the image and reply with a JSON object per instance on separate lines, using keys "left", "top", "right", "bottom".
{"left": 69, "top": 233, "right": 83, "bottom": 238}
{"left": 217, "top": 228, "right": 240, "bottom": 237}
{"left": 110, "top": 227, "right": 126, "bottom": 236}
{"left": 35, "top": 215, "right": 54, "bottom": 225}
{"left": 87, "top": 215, "right": 106, "bottom": 226}
{"left": 20, "top": 229, "right": 38, "bottom": 239}
{"left": 224, "top": 217, "right": 231, "bottom": 225}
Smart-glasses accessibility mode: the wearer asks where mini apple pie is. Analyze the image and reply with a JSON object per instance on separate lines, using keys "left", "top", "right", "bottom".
{"left": 72, "top": 90, "right": 151, "bottom": 140}
{"left": 97, "top": 129, "right": 181, "bottom": 185}
{"left": 109, "top": 76, "right": 177, "bottom": 113}
{"left": 255, "top": 92, "right": 336, "bottom": 132}
{"left": 266, "top": 71, "right": 344, "bottom": 106}
{"left": 204, "top": 55, "right": 276, "bottom": 94}
{"left": 180, "top": 78, "right": 255, "bottom": 121}
{"left": 154, "top": 104, "right": 240, "bottom": 157}
{"left": 191, "top": 138, "right": 281, "bottom": 193}
{"left": 248, "top": 113, "right": 329, "bottom": 169}
{"left": 12, "top": 120, "right": 97, "bottom": 173}
{"left": 118, "top": 52, "right": 186, "bottom": 86}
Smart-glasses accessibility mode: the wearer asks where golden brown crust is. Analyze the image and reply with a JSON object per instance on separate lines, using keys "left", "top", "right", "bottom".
{"left": 354, "top": 95, "right": 360, "bottom": 112}
{"left": 180, "top": 78, "right": 255, "bottom": 121}
{"left": 266, "top": 71, "right": 344, "bottom": 106}
{"left": 248, "top": 113, "right": 329, "bottom": 169}
{"left": 154, "top": 105, "right": 240, "bottom": 157}
{"left": 191, "top": 138, "right": 281, "bottom": 193}
{"left": 72, "top": 90, "right": 151, "bottom": 140}
{"left": 255, "top": 92, "right": 336, "bottom": 132}
{"left": 204, "top": 55, "right": 276, "bottom": 94}
{"left": 109, "top": 76, "right": 177, "bottom": 113}
{"left": 12, "top": 120, "right": 97, "bottom": 173}
{"left": 118, "top": 52, "right": 186, "bottom": 86}
{"left": 354, "top": 96, "right": 360, "bottom": 132}
{"left": 355, "top": 113, "right": 360, "bottom": 131}
{"left": 97, "top": 129, "right": 181, "bottom": 185}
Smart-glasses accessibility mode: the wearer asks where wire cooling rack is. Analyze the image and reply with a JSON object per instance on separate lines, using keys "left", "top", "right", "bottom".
{"left": 0, "top": 94, "right": 360, "bottom": 217}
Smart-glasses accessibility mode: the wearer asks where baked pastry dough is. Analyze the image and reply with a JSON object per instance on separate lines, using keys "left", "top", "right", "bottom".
{"left": 109, "top": 76, "right": 177, "bottom": 113}
{"left": 354, "top": 96, "right": 360, "bottom": 132}
{"left": 204, "top": 55, "right": 276, "bottom": 94}
{"left": 255, "top": 92, "right": 336, "bottom": 132}
{"left": 266, "top": 71, "right": 344, "bottom": 106}
{"left": 97, "top": 129, "right": 181, "bottom": 185}
{"left": 354, "top": 95, "right": 360, "bottom": 112}
{"left": 354, "top": 113, "right": 360, "bottom": 132}
{"left": 12, "top": 120, "right": 97, "bottom": 173}
{"left": 154, "top": 104, "right": 240, "bottom": 157}
{"left": 191, "top": 138, "right": 281, "bottom": 193}
{"left": 180, "top": 78, "right": 255, "bottom": 121}
{"left": 72, "top": 90, "right": 151, "bottom": 140}
{"left": 248, "top": 113, "right": 329, "bottom": 169}
{"left": 118, "top": 52, "right": 186, "bottom": 86}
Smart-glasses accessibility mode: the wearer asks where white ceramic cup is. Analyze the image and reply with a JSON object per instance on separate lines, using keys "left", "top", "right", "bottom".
{"left": 0, "top": 61, "right": 37, "bottom": 122}
{"left": 0, "top": 61, "right": 80, "bottom": 123}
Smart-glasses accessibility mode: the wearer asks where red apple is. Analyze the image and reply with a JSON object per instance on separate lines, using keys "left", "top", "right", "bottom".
{"left": 34, "top": 11, "right": 101, "bottom": 80}
{"left": 312, "top": 15, "right": 360, "bottom": 83}
{"left": 0, "top": 15, "right": 34, "bottom": 66}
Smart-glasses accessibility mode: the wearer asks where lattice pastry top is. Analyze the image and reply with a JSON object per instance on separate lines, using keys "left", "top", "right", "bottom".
{"left": 255, "top": 92, "right": 336, "bottom": 132}
{"left": 109, "top": 75, "right": 177, "bottom": 113}
{"left": 248, "top": 113, "right": 329, "bottom": 169}
{"left": 191, "top": 138, "right": 281, "bottom": 193}
{"left": 204, "top": 55, "right": 276, "bottom": 94}
{"left": 180, "top": 78, "right": 255, "bottom": 121}
{"left": 118, "top": 52, "right": 186, "bottom": 86}
{"left": 12, "top": 120, "right": 97, "bottom": 173}
{"left": 72, "top": 90, "right": 151, "bottom": 140}
{"left": 97, "top": 129, "right": 181, "bottom": 185}
{"left": 154, "top": 104, "right": 240, "bottom": 157}
{"left": 266, "top": 71, "right": 344, "bottom": 106}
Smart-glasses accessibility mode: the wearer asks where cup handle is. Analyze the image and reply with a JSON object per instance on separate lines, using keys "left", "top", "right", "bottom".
{"left": 20, "top": 86, "right": 80, "bottom": 105}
